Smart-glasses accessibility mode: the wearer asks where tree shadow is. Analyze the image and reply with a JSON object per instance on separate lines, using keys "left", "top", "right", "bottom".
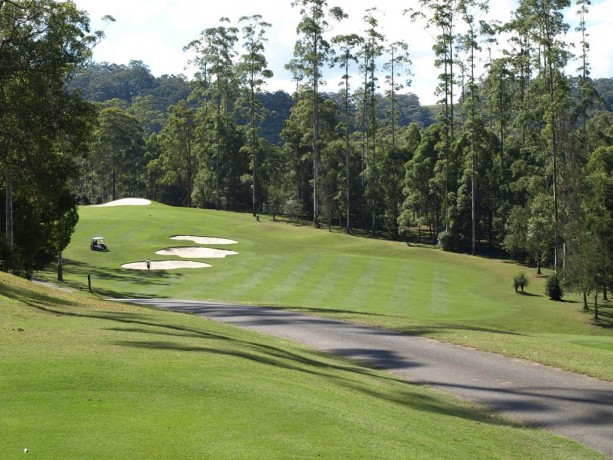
{"left": 39, "top": 257, "right": 189, "bottom": 298}
{"left": 15, "top": 294, "right": 530, "bottom": 430}
{"left": 516, "top": 292, "right": 542, "bottom": 297}
{"left": 586, "top": 304, "right": 613, "bottom": 328}
{"left": 285, "top": 305, "right": 526, "bottom": 337}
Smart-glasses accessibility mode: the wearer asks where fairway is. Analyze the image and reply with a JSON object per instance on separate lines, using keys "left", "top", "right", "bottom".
{"left": 36, "top": 201, "right": 613, "bottom": 380}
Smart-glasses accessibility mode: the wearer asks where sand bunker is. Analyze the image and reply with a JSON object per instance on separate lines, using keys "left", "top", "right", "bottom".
{"left": 122, "top": 260, "right": 212, "bottom": 270}
{"left": 171, "top": 236, "right": 238, "bottom": 245}
{"left": 156, "top": 247, "right": 239, "bottom": 258}
{"left": 97, "top": 198, "right": 152, "bottom": 207}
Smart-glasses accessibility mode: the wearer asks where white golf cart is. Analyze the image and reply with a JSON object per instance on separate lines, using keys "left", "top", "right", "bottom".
{"left": 90, "top": 236, "right": 108, "bottom": 251}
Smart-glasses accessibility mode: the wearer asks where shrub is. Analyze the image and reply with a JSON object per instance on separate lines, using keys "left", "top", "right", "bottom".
{"left": 546, "top": 274, "right": 564, "bottom": 301}
{"left": 513, "top": 272, "right": 529, "bottom": 293}
{"left": 437, "top": 230, "right": 460, "bottom": 251}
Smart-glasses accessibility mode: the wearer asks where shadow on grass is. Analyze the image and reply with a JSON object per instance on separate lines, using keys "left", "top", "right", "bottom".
{"left": 111, "top": 338, "right": 515, "bottom": 427}
{"left": 15, "top": 295, "right": 525, "bottom": 429}
{"left": 515, "top": 291, "right": 542, "bottom": 297}
{"left": 584, "top": 303, "right": 613, "bottom": 328}
{"left": 41, "top": 258, "right": 187, "bottom": 299}
{"left": 1, "top": 281, "right": 86, "bottom": 310}
{"left": 286, "top": 306, "right": 526, "bottom": 337}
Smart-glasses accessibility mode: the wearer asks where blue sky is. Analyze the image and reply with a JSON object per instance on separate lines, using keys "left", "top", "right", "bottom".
{"left": 74, "top": 0, "right": 613, "bottom": 105}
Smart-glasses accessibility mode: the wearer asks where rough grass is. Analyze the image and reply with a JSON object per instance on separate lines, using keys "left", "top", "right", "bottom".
{"left": 35, "top": 202, "right": 613, "bottom": 380}
{"left": 0, "top": 273, "right": 604, "bottom": 459}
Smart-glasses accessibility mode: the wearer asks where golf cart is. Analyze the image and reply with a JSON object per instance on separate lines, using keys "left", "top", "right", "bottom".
{"left": 90, "top": 236, "right": 108, "bottom": 251}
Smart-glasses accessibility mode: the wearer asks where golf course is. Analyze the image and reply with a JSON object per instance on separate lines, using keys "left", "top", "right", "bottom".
{"left": 2, "top": 199, "right": 612, "bottom": 458}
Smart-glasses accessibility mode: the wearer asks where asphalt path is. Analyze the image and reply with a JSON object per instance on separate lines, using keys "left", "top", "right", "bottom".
{"left": 124, "top": 298, "right": 613, "bottom": 457}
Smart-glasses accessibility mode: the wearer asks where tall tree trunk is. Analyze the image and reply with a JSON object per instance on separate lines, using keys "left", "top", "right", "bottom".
{"left": 252, "top": 80, "right": 257, "bottom": 217}
{"left": 5, "top": 177, "right": 14, "bottom": 249}
{"left": 57, "top": 251, "right": 63, "bottom": 282}
{"left": 112, "top": 167, "right": 116, "bottom": 201}
{"left": 549, "top": 59, "right": 559, "bottom": 274}
{"left": 344, "top": 51, "right": 351, "bottom": 234}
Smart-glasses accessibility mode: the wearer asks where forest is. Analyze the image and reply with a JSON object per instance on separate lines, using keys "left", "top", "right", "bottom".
{"left": 0, "top": 0, "right": 612, "bottom": 312}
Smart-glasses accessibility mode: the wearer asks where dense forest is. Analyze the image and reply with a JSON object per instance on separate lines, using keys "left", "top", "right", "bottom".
{"left": 1, "top": 0, "right": 612, "bottom": 314}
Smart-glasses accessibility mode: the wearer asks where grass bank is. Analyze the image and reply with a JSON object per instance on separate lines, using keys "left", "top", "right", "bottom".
{"left": 0, "top": 273, "right": 604, "bottom": 459}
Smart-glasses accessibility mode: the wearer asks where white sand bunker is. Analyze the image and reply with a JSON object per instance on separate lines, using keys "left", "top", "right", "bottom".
{"left": 122, "top": 260, "right": 211, "bottom": 270}
{"left": 171, "top": 235, "right": 238, "bottom": 245}
{"left": 96, "top": 198, "right": 152, "bottom": 207}
{"left": 156, "top": 247, "right": 239, "bottom": 258}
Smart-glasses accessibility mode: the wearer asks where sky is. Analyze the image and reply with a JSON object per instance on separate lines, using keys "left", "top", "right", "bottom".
{"left": 72, "top": 0, "right": 613, "bottom": 106}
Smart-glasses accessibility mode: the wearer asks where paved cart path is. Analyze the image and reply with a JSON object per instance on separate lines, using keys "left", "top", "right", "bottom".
{"left": 124, "top": 299, "right": 613, "bottom": 457}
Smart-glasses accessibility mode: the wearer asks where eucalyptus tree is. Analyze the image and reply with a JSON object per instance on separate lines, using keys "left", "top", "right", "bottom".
{"left": 0, "top": 0, "right": 100, "bottom": 275}
{"left": 573, "top": 0, "right": 599, "bottom": 148}
{"left": 513, "top": 0, "right": 572, "bottom": 272}
{"left": 332, "top": 33, "right": 362, "bottom": 233}
{"left": 483, "top": 58, "right": 513, "bottom": 172}
{"left": 358, "top": 8, "right": 385, "bottom": 234}
{"left": 407, "top": 0, "right": 458, "bottom": 232}
{"left": 237, "top": 15, "right": 273, "bottom": 216}
{"left": 457, "top": 0, "right": 489, "bottom": 254}
{"left": 93, "top": 106, "right": 146, "bottom": 201}
{"left": 564, "top": 145, "right": 613, "bottom": 318}
{"left": 383, "top": 41, "right": 411, "bottom": 155}
{"left": 400, "top": 124, "right": 446, "bottom": 242}
{"left": 586, "top": 146, "right": 613, "bottom": 316}
{"left": 290, "top": 0, "right": 346, "bottom": 227}
{"left": 408, "top": 0, "right": 457, "bottom": 140}
{"left": 157, "top": 101, "right": 198, "bottom": 207}
{"left": 280, "top": 88, "right": 318, "bottom": 221}
{"left": 379, "top": 41, "right": 411, "bottom": 237}
{"left": 187, "top": 18, "right": 240, "bottom": 209}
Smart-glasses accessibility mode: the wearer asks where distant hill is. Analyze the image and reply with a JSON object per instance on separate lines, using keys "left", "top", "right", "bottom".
{"left": 68, "top": 61, "right": 437, "bottom": 144}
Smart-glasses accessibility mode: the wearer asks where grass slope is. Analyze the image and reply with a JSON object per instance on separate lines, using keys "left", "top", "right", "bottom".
{"left": 0, "top": 273, "right": 604, "bottom": 459}
{"left": 36, "top": 202, "right": 613, "bottom": 380}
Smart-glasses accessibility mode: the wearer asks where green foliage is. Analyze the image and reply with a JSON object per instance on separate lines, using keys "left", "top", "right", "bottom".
{"left": 546, "top": 274, "right": 564, "bottom": 301}
{"left": 0, "top": 0, "right": 97, "bottom": 276}
{"left": 437, "top": 230, "right": 459, "bottom": 251}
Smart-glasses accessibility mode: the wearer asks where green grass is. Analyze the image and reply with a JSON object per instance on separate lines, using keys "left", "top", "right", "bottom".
{"left": 35, "top": 202, "right": 613, "bottom": 380}
{"left": 0, "top": 273, "right": 604, "bottom": 459}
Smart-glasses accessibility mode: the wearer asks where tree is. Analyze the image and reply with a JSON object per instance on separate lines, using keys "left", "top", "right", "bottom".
{"left": 457, "top": 0, "right": 489, "bottom": 254}
{"left": 408, "top": 0, "right": 458, "bottom": 233}
{"left": 157, "top": 101, "right": 198, "bottom": 207}
{"left": 237, "top": 15, "right": 273, "bottom": 216}
{"left": 357, "top": 8, "right": 385, "bottom": 234}
{"left": 91, "top": 106, "right": 146, "bottom": 202}
{"left": 332, "top": 33, "right": 362, "bottom": 233}
{"left": 290, "top": 0, "right": 346, "bottom": 226}
{"left": 583, "top": 146, "right": 613, "bottom": 319}
{"left": 187, "top": 17, "right": 240, "bottom": 210}
{"left": 514, "top": 0, "right": 572, "bottom": 272}
{"left": 400, "top": 124, "right": 445, "bottom": 242}
{"left": 527, "top": 194, "right": 555, "bottom": 275}
{"left": 383, "top": 41, "right": 411, "bottom": 155}
{"left": 0, "top": 0, "right": 99, "bottom": 276}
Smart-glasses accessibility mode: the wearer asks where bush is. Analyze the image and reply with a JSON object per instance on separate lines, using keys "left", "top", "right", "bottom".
{"left": 513, "top": 272, "right": 529, "bottom": 293}
{"left": 437, "top": 230, "right": 460, "bottom": 251}
{"left": 546, "top": 274, "right": 564, "bottom": 301}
